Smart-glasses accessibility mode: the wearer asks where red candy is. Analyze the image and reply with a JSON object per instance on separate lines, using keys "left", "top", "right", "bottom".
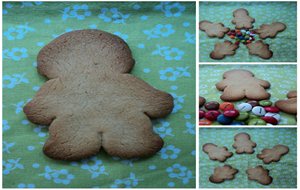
{"left": 261, "top": 116, "right": 278, "bottom": 125}
{"left": 199, "top": 109, "right": 205, "bottom": 119}
{"left": 223, "top": 109, "right": 239, "bottom": 118}
{"left": 205, "top": 110, "right": 221, "bottom": 121}
{"left": 199, "top": 119, "right": 212, "bottom": 125}
{"left": 264, "top": 106, "right": 280, "bottom": 113}
{"left": 219, "top": 102, "right": 235, "bottom": 111}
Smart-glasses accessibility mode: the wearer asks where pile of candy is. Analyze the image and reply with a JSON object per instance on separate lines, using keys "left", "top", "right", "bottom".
{"left": 199, "top": 100, "right": 281, "bottom": 125}
{"left": 227, "top": 29, "right": 256, "bottom": 45}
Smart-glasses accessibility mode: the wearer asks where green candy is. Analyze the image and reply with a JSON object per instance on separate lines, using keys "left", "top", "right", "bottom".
{"left": 248, "top": 118, "right": 267, "bottom": 125}
{"left": 235, "top": 112, "right": 249, "bottom": 121}
{"left": 248, "top": 113, "right": 260, "bottom": 120}
{"left": 259, "top": 100, "right": 272, "bottom": 107}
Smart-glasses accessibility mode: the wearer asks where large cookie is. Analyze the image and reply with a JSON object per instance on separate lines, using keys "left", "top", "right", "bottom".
{"left": 275, "top": 90, "right": 297, "bottom": 115}
{"left": 233, "top": 132, "right": 256, "bottom": 154}
{"left": 257, "top": 145, "right": 289, "bottom": 164}
{"left": 199, "top": 20, "right": 230, "bottom": 38}
{"left": 209, "top": 165, "right": 238, "bottom": 183}
{"left": 210, "top": 40, "right": 239, "bottom": 60}
{"left": 202, "top": 143, "right": 233, "bottom": 162}
{"left": 23, "top": 30, "right": 174, "bottom": 160}
{"left": 232, "top": 8, "right": 255, "bottom": 29}
{"left": 246, "top": 166, "right": 272, "bottom": 185}
{"left": 246, "top": 40, "right": 273, "bottom": 59}
{"left": 216, "top": 69, "right": 271, "bottom": 101}
{"left": 255, "top": 22, "right": 286, "bottom": 39}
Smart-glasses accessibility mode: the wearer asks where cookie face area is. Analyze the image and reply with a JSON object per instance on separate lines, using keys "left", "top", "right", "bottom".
{"left": 257, "top": 145, "right": 289, "bottom": 164}
{"left": 202, "top": 143, "right": 233, "bottom": 162}
{"left": 233, "top": 132, "right": 256, "bottom": 154}
{"left": 209, "top": 165, "right": 238, "bottom": 183}
{"left": 23, "top": 29, "right": 174, "bottom": 160}
{"left": 215, "top": 69, "right": 271, "bottom": 101}
{"left": 246, "top": 166, "right": 272, "bottom": 185}
{"left": 199, "top": 20, "right": 229, "bottom": 38}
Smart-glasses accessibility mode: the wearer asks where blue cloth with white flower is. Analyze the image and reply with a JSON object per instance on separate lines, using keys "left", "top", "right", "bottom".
{"left": 3, "top": 2, "right": 195, "bottom": 188}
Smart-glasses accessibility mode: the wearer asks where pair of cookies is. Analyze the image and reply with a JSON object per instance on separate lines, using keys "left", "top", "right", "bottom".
{"left": 203, "top": 132, "right": 289, "bottom": 185}
{"left": 200, "top": 8, "right": 286, "bottom": 60}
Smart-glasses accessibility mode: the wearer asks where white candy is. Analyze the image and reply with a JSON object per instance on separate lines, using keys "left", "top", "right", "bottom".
{"left": 237, "top": 103, "right": 252, "bottom": 112}
{"left": 252, "top": 106, "right": 266, "bottom": 116}
{"left": 246, "top": 31, "right": 250, "bottom": 34}
{"left": 265, "top": 112, "right": 281, "bottom": 121}
{"left": 241, "top": 29, "right": 246, "bottom": 33}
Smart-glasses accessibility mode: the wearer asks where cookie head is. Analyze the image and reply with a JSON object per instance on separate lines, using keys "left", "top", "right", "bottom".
{"left": 223, "top": 69, "right": 254, "bottom": 79}
{"left": 37, "top": 30, "right": 135, "bottom": 79}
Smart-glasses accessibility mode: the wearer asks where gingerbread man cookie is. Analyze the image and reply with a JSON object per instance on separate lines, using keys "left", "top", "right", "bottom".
{"left": 210, "top": 40, "right": 239, "bottom": 60}
{"left": 209, "top": 165, "right": 239, "bottom": 183}
{"left": 23, "top": 30, "right": 174, "bottom": 160}
{"left": 246, "top": 165, "right": 272, "bottom": 185}
{"left": 275, "top": 90, "right": 297, "bottom": 115}
{"left": 247, "top": 40, "right": 273, "bottom": 59}
{"left": 199, "top": 20, "right": 230, "bottom": 38}
{"left": 216, "top": 69, "right": 271, "bottom": 101}
{"left": 202, "top": 143, "right": 233, "bottom": 162}
{"left": 232, "top": 8, "right": 255, "bottom": 29}
{"left": 233, "top": 133, "right": 256, "bottom": 154}
{"left": 255, "top": 22, "right": 286, "bottom": 39}
{"left": 257, "top": 145, "right": 289, "bottom": 164}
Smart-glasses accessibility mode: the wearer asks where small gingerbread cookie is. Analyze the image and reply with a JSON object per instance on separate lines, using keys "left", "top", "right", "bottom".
{"left": 275, "top": 90, "right": 297, "bottom": 115}
{"left": 199, "top": 96, "right": 206, "bottom": 108}
{"left": 216, "top": 69, "right": 270, "bottom": 101}
{"left": 233, "top": 132, "right": 256, "bottom": 154}
{"left": 246, "top": 40, "right": 273, "bottom": 59}
{"left": 210, "top": 40, "right": 239, "bottom": 60}
{"left": 257, "top": 145, "right": 289, "bottom": 164}
{"left": 255, "top": 22, "right": 286, "bottom": 39}
{"left": 232, "top": 8, "right": 255, "bottom": 29}
{"left": 246, "top": 165, "right": 272, "bottom": 185}
{"left": 209, "top": 165, "right": 239, "bottom": 183}
{"left": 199, "top": 20, "right": 230, "bottom": 38}
{"left": 202, "top": 143, "right": 233, "bottom": 162}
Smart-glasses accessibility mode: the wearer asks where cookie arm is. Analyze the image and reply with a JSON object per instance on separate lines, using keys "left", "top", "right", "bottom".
{"left": 23, "top": 79, "right": 61, "bottom": 125}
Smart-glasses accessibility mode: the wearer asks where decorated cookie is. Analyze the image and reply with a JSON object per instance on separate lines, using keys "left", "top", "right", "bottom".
{"left": 257, "top": 145, "right": 289, "bottom": 164}
{"left": 216, "top": 69, "right": 271, "bottom": 101}
{"left": 255, "top": 22, "right": 286, "bottom": 39}
{"left": 246, "top": 40, "right": 273, "bottom": 59}
{"left": 23, "top": 30, "right": 174, "bottom": 160}
{"left": 232, "top": 8, "right": 255, "bottom": 29}
{"left": 246, "top": 166, "right": 272, "bottom": 185}
{"left": 233, "top": 133, "right": 256, "bottom": 154}
{"left": 275, "top": 90, "right": 297, "bottom": 115}
{"left": 209, "top": 165, "right": 239, "bottom": 183}
{"left": 210, "top": 40, "right": 239, "bottom": 60}
{"left": 202, "top": 143, "right": 233, "bottom": 162}
{"left": 199, "top": 20, "right": 230, "bottom": 38}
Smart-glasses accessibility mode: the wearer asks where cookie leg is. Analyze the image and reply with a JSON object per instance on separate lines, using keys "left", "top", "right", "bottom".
{"left": 220, "top": 85, "right": 245, "bottom": 101}
{"left": 43, "top": 118, "right": 102, "bottom": 161}
{"left": 245, "top": 86, "right": 270, "bottom": 100}
{"left": 102, "top": 113, "right": 163, "bottom": 158}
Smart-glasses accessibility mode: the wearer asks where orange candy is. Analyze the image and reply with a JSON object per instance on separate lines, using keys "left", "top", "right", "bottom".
{"left": 219, "top": 102, "right": 235, "bottom": 111}
{"left": 199, "top": 119, "right": 212, "bottom": 125}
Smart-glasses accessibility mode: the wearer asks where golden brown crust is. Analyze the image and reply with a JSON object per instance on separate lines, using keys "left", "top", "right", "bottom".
{"left": 210, "top": 41, "right": 239, "bottom": 60}
{"left": 255, "top": 22, "right": 286, "bottom": 39}
{"left": 232, "top": 8, "right": 255, "bottom": 29}
{"left": 246, "top": 166, "right": 273, "bottom": 185}
{"left": 23, "top": 29, "right": 174, "bottom": 160}
{"left": 246, "top": 40, "right": 273, "bottom": 59}
{"left": 209, "top": 165, "right": 238, "bottom": 183}
{"left": 199, "top": 20, "right": 230, "bottom": 38}
{"left": 257, "top": 145, "right": 289, "bottom": 164}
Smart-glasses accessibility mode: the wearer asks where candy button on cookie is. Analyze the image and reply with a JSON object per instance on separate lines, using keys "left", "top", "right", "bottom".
{"left": 205, "top": 110, "right": 221, "bottom": 121}
{"left": 248, "top": 118, "right": 266, "bottom": 125}
{"left": 205, "top": 101, "right": 220, "bottom": 110}
{"left": 252, "top": 106, "right": 266, "bottom": 116}
{"left": 219, "top": 102, "right": 234, "bottom": 111}
{"left": 223, "top": 109, "right": 239, "bottom": 118}
{"left": 237, "top": 103, "right": 252, "bottom": 112}
{"left": 264, "top": 106, "right": 279, "bottom": 113}
{"left": 217, "top": 114, "right": 233, "bottom": 125}
{"left": 259, "top": 100, "right": 272, "bottom": 107}
{"left": 199, "top": 109, "right": 206, "bottom": 119}
{"left": 265, "top": 112, "right": 281, "bottom": 121}
{"left": 235, "top": 112, "right": 249, "bottom": 121}
{"left": 199, "top": 119, "right": 213, "bottom": 125}
{"left": 261, "top": 116, "right": 278, "bottom": 125}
